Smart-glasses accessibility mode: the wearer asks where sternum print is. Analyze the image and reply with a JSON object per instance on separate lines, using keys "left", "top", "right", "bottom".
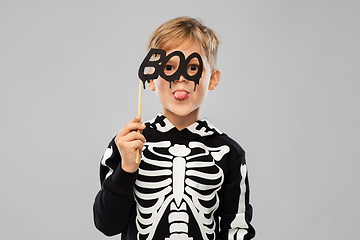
{"left": 172, "top": 157, "right": 186, "bottom": 208}
{"left": 167, "top": 152, "right": 192, "bottom": 240}
{"left": 134, "top": 141, "right": 229, "bottom": 240}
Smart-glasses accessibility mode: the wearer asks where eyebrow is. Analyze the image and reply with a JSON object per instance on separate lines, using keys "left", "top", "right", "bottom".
{"left": 188, "top": 58, "right": 200, "bottom": 64}
{"left": 165, "top": 57, "right": 180, "bottom": 64}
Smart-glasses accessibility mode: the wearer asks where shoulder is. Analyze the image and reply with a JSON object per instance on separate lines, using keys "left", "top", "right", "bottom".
{"left": 199, "top": 121, "right": 246, "bottom": 166}
{"left": 202, "top": 119, "right": 245, "bottom": 154}
{"left": 210, "top": 132, "right": 246, "bottom": 165}
{"left": 218, "top": 133, "right": 245, "bottom": 155}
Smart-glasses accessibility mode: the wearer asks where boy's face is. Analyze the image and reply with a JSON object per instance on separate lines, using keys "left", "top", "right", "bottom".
{"left": 148, "top": 41, "right": 220, "bottom": 121}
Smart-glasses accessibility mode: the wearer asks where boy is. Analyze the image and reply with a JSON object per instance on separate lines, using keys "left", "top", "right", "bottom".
{"left": 93, "top": 17, "right": 255, "bottom": 240}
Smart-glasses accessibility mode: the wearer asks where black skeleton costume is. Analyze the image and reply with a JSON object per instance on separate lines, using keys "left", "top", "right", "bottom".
{"left": 93, "top": 114, "right": 255, "bottom": 240}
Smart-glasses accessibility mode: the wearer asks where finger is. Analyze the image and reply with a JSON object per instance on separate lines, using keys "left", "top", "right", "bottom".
{"left": 123, "top": 140, "right": 145, "bottom": 152}
{"left": 119, "top": 131, "right": 146, "bottom": 144}
{"left": 131, "top": 116, "right": 141, "bottom": 123}
{"left": 131, "top": 116, "right": 146, "bottom": 130}
{"left": 118, "top": 122, "right": 146, "bottom": 138}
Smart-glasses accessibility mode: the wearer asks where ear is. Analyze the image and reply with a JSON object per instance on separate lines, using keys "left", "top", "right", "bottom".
{"left": 208, "top": 69, "right": 221, "bottom": 90}
{"left": 147, "top": 79, "right": 156, "bottom": 91}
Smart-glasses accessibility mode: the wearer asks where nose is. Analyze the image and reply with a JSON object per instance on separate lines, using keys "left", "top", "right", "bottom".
{"left": 175, "top": 75, "right": 188, "bottom": 83}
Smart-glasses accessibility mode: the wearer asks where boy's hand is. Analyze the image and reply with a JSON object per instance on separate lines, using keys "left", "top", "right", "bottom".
{"left": 115, "top": 116, "right": 146, "bottom": 173}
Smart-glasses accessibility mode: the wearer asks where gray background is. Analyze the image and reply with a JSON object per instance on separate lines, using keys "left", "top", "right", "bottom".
{"left": 1, "top": 0, "right": 359, "bottom": 239}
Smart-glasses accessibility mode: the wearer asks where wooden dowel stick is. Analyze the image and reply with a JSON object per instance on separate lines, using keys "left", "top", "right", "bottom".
{"left": 135, "top": 80, "right": 143, "bottom": 163}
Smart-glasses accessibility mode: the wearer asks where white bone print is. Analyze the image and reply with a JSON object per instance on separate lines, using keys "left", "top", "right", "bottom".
{"left": 134, "top": 141, "right": 230, "bottom": 240}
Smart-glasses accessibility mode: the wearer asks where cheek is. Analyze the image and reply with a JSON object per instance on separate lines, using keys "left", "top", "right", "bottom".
{"left": 154, "top": 80, "right": 170, "bottom": 99}
{"left": 198, "top": 76, "right": 210, "bottom": 91}
{"left": 154, "top": 78, "right": 165, "bottom": 91}
{"left": 193, "top": 84, "right": 208, "bottom": 101}
{"left": 194, "top": 77, "right": 210, "bottom": 99}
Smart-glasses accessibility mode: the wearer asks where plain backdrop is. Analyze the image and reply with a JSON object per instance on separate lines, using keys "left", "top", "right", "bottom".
{"left": 1, "top": 0, "right": 359, "bottom": 239}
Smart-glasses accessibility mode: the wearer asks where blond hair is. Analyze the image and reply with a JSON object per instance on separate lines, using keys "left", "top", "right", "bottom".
{"left": 147, "top": 16, "right": 220, "bottom": 71}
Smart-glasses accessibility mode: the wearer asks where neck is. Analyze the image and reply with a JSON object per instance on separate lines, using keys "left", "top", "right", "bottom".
{"left": 162, "top": 109, "right": 200, "bottom": 131}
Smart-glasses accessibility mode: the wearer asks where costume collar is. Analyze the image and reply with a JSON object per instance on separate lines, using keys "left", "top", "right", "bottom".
{"left": 145, "top": 113, "right": 222, "bottom": 137}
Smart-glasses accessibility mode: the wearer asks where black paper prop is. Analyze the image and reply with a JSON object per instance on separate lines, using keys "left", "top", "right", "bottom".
{"left": 138, "top": 48, "right": 203, "bottom": 91}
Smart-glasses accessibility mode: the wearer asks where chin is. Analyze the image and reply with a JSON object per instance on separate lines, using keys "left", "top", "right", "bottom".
{"left": 170, "top": 111, "right": 191, "bottom": 117}
{"left": 170, "top": 107, "right": 198, "bottom": 118}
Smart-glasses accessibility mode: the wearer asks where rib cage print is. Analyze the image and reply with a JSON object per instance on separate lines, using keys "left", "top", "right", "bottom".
{"left": 134, "top": 140, "right": 230, "bottom": 240}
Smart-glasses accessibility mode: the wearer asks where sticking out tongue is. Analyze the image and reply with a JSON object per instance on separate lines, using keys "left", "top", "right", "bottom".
{"left": 174, "top": 91, "right": 188, "bottom": 100}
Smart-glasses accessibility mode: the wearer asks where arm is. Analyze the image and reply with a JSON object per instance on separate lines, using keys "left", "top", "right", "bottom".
{"left": 220, "top": 153, "right": 255, "bottom": 240}
{"left": 93, "top": 117, "right": 146, "bottom": 236}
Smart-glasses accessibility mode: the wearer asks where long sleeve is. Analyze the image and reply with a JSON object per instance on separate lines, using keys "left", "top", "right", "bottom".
{"left": 93, "top": 138, "right": 138, "bottom": 236}
{"left": 219, "top": 152, "right": 255, "bottom": 240}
